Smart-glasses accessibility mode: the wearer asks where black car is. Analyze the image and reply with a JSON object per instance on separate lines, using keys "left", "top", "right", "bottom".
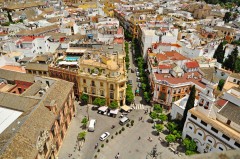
{"left": 92, "top": 105, "right": 99, "bottom": 111}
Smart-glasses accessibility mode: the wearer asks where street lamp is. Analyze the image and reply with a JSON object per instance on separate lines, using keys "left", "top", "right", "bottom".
{"left": 146, "top": 145, "right": 162, "bottom": 159}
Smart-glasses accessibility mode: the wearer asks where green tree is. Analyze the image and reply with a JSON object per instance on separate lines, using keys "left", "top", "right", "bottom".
{"left": 165, "top": 134, "right": 176, "bottom": 143}
{"left": 217, "top": 79, "right": 225, "bottom": 91}
{"left": 223, "top": 12, "right": 232, "bottom": 23}
{"left": 223, "top": 47, "right": 239, "bottom": 71}
{"left": 93, "top": 98, "right": 106, "bottom": 106}
{"left": 143, "top": 92, "right": 151, "bottom": 103}
{"left": 166, "top": 122, "right": 178, "bottom": 133}
{"left": 181, "top": 85, "right": 196, "bottom": 129}
{"left": 141, "top": 83, "right": 147, "bottom": 91}
{"left": 81, "top": 117, "right": 88, "bottom": 129}
{"left": 153, "top": 104, "right": 162, "bottom": 113}
{"left": 78, "top": 131, "right": 87, "bottom": 141}
{"left": 155, "top": 124, "right": 164, "bottom": 135}
{"left": 150, "top": 111, "right": 158, "bottom": 121}
{"left": 109, "top": 101, "right": 118, "bottom": 109}
{"left": 183, "top": 138, "right": 197, "bottom": 155}
{"left": 126, "top": 85, "right": 134, "bottom": 105}
{"left": 80, "top": 94, "right": 89, "bottom": 104}
{"left": 158, "top": 114, "right": 168, "bottom": 122}
{"left": 172, "top": 130, "right": 182, "bottom": 139}
{"left": 234, "top": 57, "right": 240, "bottom": 73}
{"left": 213, "top": 42, "right": 225, "bottom": 63}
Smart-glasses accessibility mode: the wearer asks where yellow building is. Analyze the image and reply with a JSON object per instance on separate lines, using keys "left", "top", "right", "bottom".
{"left": 49, "top": 43, "right": 127, "bottom": 106}
{"left": 79, "top": 51, "right": 127, "bottom": 106}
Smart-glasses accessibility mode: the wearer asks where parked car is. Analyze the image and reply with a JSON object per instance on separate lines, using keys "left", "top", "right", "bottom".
{"left": 119, "top": 117, "right": 130, "bottom": 125}
{"left": 136, "top": 72, "right": 139, "bottom": 77}
{"left": 127, "top": 80, "right": 133, "bottom": 85}
{"left": 138, "top": 83, "right": 142, "bottom": 88}
{"left": 135, "top": 68, "right": 139, "bottom": 72}
{"left": 99, "top": 132, "right": 110, "bottom": 141}
{"left": 91, "top": 105, "right": 99, "bottom": 111}
{"left": 137, "top": 77, "right": 141, "bottom": 82}
{"left": 88, "top": 119, "right": 96, "bottom": 132}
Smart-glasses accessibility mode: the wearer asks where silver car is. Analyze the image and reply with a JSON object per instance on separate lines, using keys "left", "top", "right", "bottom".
{"left": 99, "top": 132, "right": 110, "bottom": 141}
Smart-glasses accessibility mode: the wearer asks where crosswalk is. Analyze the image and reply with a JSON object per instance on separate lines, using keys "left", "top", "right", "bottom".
{"left": 131, "top": 103, "right": 145, "bottom": 110}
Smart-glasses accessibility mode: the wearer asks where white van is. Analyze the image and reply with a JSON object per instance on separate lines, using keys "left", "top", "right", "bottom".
{"left": 119, "top": 117, "right": 130, "bottom": 125}
{"left": 88, "top": 119, "right": 96, "bottom": 132}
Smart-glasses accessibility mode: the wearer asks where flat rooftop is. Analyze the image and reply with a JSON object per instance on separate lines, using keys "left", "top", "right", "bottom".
{"left": 0, "top": 107, "right": 22, "bottom": 134}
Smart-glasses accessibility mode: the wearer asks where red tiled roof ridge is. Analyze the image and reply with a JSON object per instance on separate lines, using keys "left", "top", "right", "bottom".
{"left": 185, "top": 61, "right": 199, "bottom": 68}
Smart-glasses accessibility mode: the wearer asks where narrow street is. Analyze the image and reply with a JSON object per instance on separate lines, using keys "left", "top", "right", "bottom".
{"left": 127, "top": 42, "right": 148, "bottom": 106}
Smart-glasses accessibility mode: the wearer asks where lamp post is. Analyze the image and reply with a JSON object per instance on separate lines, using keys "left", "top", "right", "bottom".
{"left": 146, "top": 145, "right": 162, "bottom": 159}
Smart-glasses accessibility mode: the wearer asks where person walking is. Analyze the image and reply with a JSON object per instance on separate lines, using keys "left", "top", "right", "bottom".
{"left": 138, "top": 136, "right": 141, "bottom": 140}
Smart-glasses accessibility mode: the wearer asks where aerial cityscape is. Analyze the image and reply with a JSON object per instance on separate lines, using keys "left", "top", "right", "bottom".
{"left": 0, "top": 0, "right": 240, "bottom": 159}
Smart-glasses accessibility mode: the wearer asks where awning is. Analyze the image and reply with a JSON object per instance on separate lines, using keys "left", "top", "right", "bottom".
{"left": 121, "top": 105, "right": 131, "bottom": 112}
{"left": 98, "top": 106, "right": 108, "bottom": 112}
{"left": 110, "top": 109, "right": 119, "bottom": 115}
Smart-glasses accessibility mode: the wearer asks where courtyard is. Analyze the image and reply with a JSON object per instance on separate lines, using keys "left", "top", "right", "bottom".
{"left": 57, "top": 102, "right": 185, "bottom": 159}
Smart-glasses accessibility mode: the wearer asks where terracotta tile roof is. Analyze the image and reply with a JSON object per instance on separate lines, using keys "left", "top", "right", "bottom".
{"left": 185, "top": 61, "right": 199, "bottom": 68}
{"left": 216, "top": 99, "right": 228, "bottom": 107}
{"left": 156, "top": 54, "right": 168, "bottom": 61}
{"left": 154, "top": 71, "right": 206, "bottom": 88}
{"left": 0, "top": 32, "right": 7, "bottom": 36}
{"left": 158, "top": 64, "right": 172, "bottom": 69}
{"left": 0, "top": 65, "right": 26, "bottom": 73}
{"left": 164, "top": 51, "right": 188, "bottom": 61}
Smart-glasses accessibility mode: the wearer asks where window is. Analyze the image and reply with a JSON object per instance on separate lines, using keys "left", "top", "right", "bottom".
{"left": 219, "top": 147, "right": 223, "bottom": 151}
{"left": 191, "top": 114, "right": 197, "bottom": 120}
{"left": 100, "top": 90, "right": 104, "bottom": 96}
{"left": 83, "top": 79, "right": 86, "bottom": 83}
{"left": 234, "top": 142, "right": 240, "bottom": 148}
{"left": 222, "top": 134, "right": 230, "bottom": 141}
{"left": 208, "top": 139, "right": 212, "bottom": 143}
{"left": 84, "top": 87, "right": 87, "bottom": 93}
{"left": 198, "top": 132, "right": 202, "bottom": 136}
{"left": 110, "top": 84, "right": 114, "bottom": 90}
{"left": 233, "top": 79, "right": 236, "bottom": 83}
{"left": 200, "top": 120, "right": 207, "bottom": 127}
{"left": 178, "top": 89, "right": 181, "bottom": 93}
{"left": 110, "top": 92, "right": 114, "bottom": 99}
{"left": 210, "top": 127, "right": 218, "bottom": 133}
{"left": 189, "top": 126, "right": 193, "bottom": 130}
{"left": 91, "top": 81, "right": 95, "bottom": 86}
{"left": 100, "top": 82, "right": 103, "bottom": 87}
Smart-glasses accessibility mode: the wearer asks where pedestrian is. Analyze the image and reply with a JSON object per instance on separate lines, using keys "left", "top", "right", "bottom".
{"left": 138, "top": 136, "right": 141, "bottom": 140}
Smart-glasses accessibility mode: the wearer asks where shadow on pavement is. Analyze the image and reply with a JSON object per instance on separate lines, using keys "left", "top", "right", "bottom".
{"left": 147, "top": 118, "right": 154, "bottom": 123}
{"left": 160, "top": 141, "right": 169, "bottom": 147}
{"left": 151, "top": 131, "right": 160, "bottom": 136}
{"left": 176, "top": 145, "right": 186, "bottom": 153}
{"left": 162, "top": 129, "right": 169, "bottom": 135}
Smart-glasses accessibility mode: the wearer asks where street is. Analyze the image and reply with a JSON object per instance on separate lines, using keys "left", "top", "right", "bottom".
{"left": 57, "top": 42, "right": 185, "bottom": 159}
